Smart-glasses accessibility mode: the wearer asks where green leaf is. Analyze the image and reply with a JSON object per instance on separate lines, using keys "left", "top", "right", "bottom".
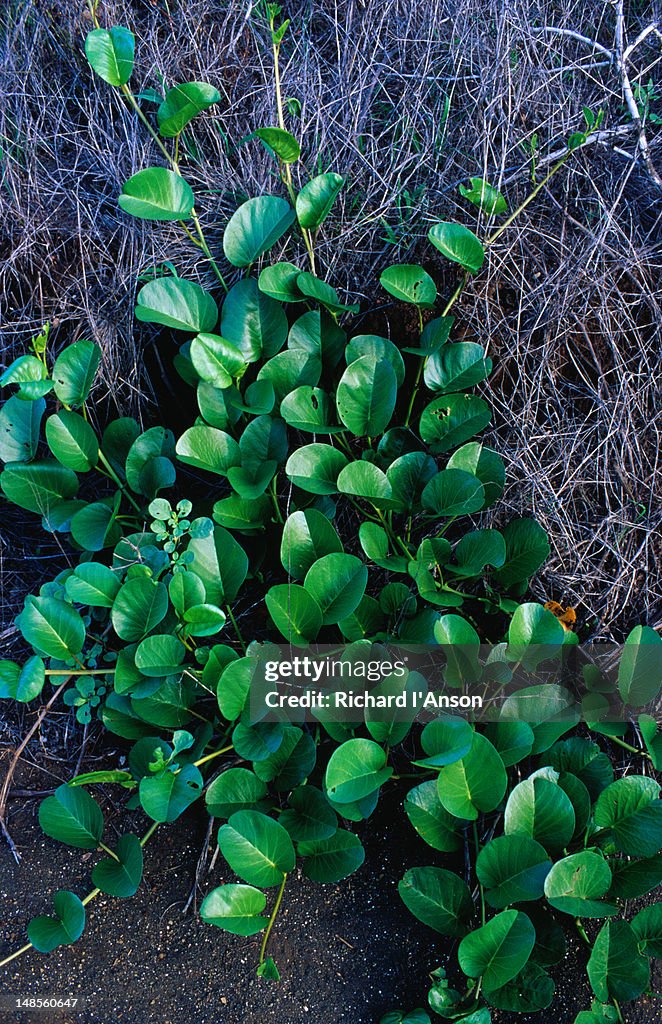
{"left": 630, "top": 904, "right": 662, "bottom": 958}
{"left": 325, "top": 738, "right": 392, "bottom": 803}
{"left": 257, "top": 350, "right": 321, "bottom": 403}
{"left": 111, "top": 578, "right": 168, "bottom": 642}
{"left": 280, "top": 509, "right": 343, "bottom": 579}
{"left": 402, "top": 315, "right": 452, "bottom": 356}
{"left": 447, "top": 442, "right": 505, "bottom": 507}
{"left": 436, "top": 732, "right": 507, "bottom": 820}
{"left": 280, "top": 786, "right": 337, "bottom": 842}
{"left": 84, "top": 26, "right": 134, "bottom": 85}
{"left": 206, "top": 768, "right": 268, "bottom": 818}
{"left": 336, "top": 356, "right": 397, "bottom": 437}
{"left": 285, "top": 443, "right": 348, "bottom": 494}
{"left": 223, "top": 196, "right": 295, "bottom": 267}
{"left": 404, "top": 780, "right": 460, "bottom": 852}
{"left": 119, "top": 168, "right": 195, "bottom": 221}
{"left": 419, "top": 393, "right": 491, "bottom": 454}
{"left": 347, "top": 335, "right": 406, "bottom": 388}
{"left": 91, "top": 833, "right": 143, "bottom": 897}
{"left": 296, "top": 173, "right": 344, "bottom": 230}
{"left": 16, "top": 595, "right": 85, "bottom": 660}
{"left": 380, "top": 265, "right": 437, "bottom": 307}
{"left": 266, "top": 583, "right": 322, "bottom": 644}
{"left": 544, "top": 851, "right": 617, "bottom": 917}
{"left": 221, "top": 278, "right": 288, "bottom": 362}
{"left": 280, "top": 386, "right": 341, "bottom": 433}
{"left": 459, "top": 177, "right": 507, "bottom": 216}
{"left": 135, "top": 277, "right": 218, "bottom": 333}
{"left": 0, "top": 395, "right": 44, "bottom": 463}
{"left": 253, "top": 727, "right": 316, "bottom": 790}
{"left": 0, "top": 354, "right": 51, "bottom": 399}
{"left": 428, "top": 222, "right": 485, "bottom": 274}
{"left": 398, "top": 866, "right": 473, "bottom": 936}
{"left": 424, "top": 342, "right": 492, "bottom": 393}
{"left": 493, "top": 518, "right": 550, "bottom": 589}
{"left": 289, "top": 309, "right": 346, "bottom": 368}
{"left": 484, "top": 962, "right": 554, "bottom": 1012}
{"left": 587, "top": 921, "right": 650, "bottom": 1003}
{"left": 639, "top": 714, "right": 662, "bottom": 769}
{"left": 218, "top": 810, "right": 295, "bottom": 887}
{"left": 157, "top": 81, "right": 220, "bottom": 137}
{"left": 295, "top": 273, "right": 360, "bottom": 314}
{"left": 200, "top": 883, "right": 269, "bottom": 935}
{"left": 187, "top": 524, "right": 248, "bottom": 604}
{"left": 299, "top": 829, "right": 365, "bottom": 882}
{"left": 593, "top": 775, "right": 662, "bottom": 857}
{"left": 139, "top": 764, "right": 203, "bottom": 822}
{"left": 477, "top": 836, "right": 552, "bottom": 908}
{"left": 258, "top": 262, "right": 305, "bottom": 303}
{"left": 337, "top": 462, "right": 395, "bottom": 509}
{"left": 27, "top": 890, "right": 85, "bottom": 952}
{"left": 255, "top": 126, "right": 301, "bottom": 163}
{"left": 451, "top": 529, "right": 506, "bottom": 577}
{"left": 176, "top": 424, "right": 241, "bottom": 476}
{"left": 52, "top": 339, "right": 100, "bottom": 408}
{"left": 216, "top": 658, "right": 252, "bottom": 721}
{"left": 421, "top": 468, "right": 485, "bottom": 516}
{"left": 304, "top": 552, "right": 368, "bottom": 625}
{"left": 190, "top": 333, "right": 246, "bottom": 386}
{"left": 45, "top": 411, "right": 98, "bottom": 472}
{"left": 458, "top": 910, "right": 535, "bottom": 989}
{"left": 483, "top": 722, "right": 534, "bottom": 767}
{"left": 504, "top": 772, "right": 575, "bottom": 853}
{"left": 416, "top": 717, "right": 474, "bottom": 767}
{"left": 507, "top": 603, "right": 566, "bottom": 669}
{"left": 135, "top": 634, "right": 186, "bottom": 676}
{"left": 0, "top": 655, "right": 45, "bottom": 702}
{"left": 39, "top": 784, "right": 103, "bottom": 849}
{"left": 618, "top": 625, "right": 662, "bottom": 706}
{"left": 608, "top": 854, "right": 662, "bottom": 900}
{"left": 70, "top": 498, "right": 121, "bottom": 551}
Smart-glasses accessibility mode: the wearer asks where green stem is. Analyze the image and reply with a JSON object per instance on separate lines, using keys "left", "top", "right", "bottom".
{"left": 575, "top": 918, "right": 591, "bottom": 946}
{"left": 97, "top": 449, "right": 142, "bottom": 514}
{"left": 98, "top": 841, "right": 120, "bottom": 862}
{"left": 0, "top": 820, "right": 160, "bottom": 969}
{"left": 226, "top": 604, "right": 247, "bottom": 654}
{"left": 45, "top": 669, "right": 116, "bottom": 676}
{"left": 194, "top": 745, "right": 233, "bottom": 768}
{"left": 404, "top": 358, "right": 424, "bottom": 428}
{"left": 608, "top": 734, "right": 651, "bottom": 761}
{"left": 485, "top": 152, "right": 571, "bottom": 249}
{"left": 259, "top": 872, "right": 287, "bottom": 964}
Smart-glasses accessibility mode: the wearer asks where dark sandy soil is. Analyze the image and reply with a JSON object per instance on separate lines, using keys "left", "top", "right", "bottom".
{"left": 1, "top": 751, "right": 660, "bottom": 1024}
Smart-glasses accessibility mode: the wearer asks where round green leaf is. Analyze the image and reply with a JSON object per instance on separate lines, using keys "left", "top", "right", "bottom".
{"left": 65, "top": 563, "right": 121, "bottom": 608}
{"left": 266, "top": 584, "right": 323, "bottom": 643}
{"left": 45, "top": 411, "right": 98, "bottom": 472}
{"left": 16, "top": 595, "right": 85, "bottom": 660}
{"left": 504, "top": 773, "right": 575, "bottom": 853}
{"left": 1, "top": 460, "right": 79, "bottom": 515}
{"left": 135, "top": 277, "right": 218, "bottom": 333}
{"left": 544, "top": 852, "right": 617, "bottom": 918}
{"left": 424, "top": 342, "right": 492, "bottom": 393}
{"left": 587, "top": 921, "right": 650, "bottom": 1002}
{"left": 404, "top": 780, "right": 460, "bottom": 852}
{"left": 346, "top": 335, "right": 406, "bottom": 388}
{"left": 593, "top": 775, "right": 662, "bottom": 857}
{"left": 218, "top": 810, "right": 295, "bottom": 887}
{"left": 493, "top": 517, "right": 550, "bottom": 589}
{"left": 507, "top": 603, "right": 566, "bottom": 669}
{"left": 436, "top": 732, "right": 507, "bottom": 820}
{"left": 280, "top": 386, "right": 340, "bottom": 432}
{"left": 0, "top": 655, "right": 45, "bottom": 702}
{"left": 304, "top": 552, "right": 368, "bottom": 625}
{"left": 52, "top": 339, "right": 100, "bottom": 408}
{"left": 631, "top": 904, "right": 662, "bottom": 958}
{"left": 119, "top": 168, "right": 195, "bottom": 221}
{"left": 380, "top": 264, "right": 437, "bottom": 307}
{"left": 91, "top": 833, "right": 143, "bottom": 898}
{"left": 484, "top": 962, "right": 554, "bottom": 1012}
{"left": 28, "top": 890, "right": 86, "bottom": 953}
{"left": 255, "top": 126, "right": 301, "bottom": 163}
{"left": 337, "top": 461, "right": 395, "bottom": 508}
{"left": 419, "top": 393, "right": 491, "bottom": 453}
{"left": 223, "top": 196, "right": 295, "bottom": 268}
{"left": 206, "top": 768, "right": 268, "bottom": 818}
{"left": 280, "top": 509, "right": 343, "bottom": 579}
{"left": 39, "top": 784, "right": 103, "bottom": 849}
{"left": 157, "top": 81, "right": 220, "bottom": 137}
{"left": 190, "top": 333, "right": 246, "bottom": 386}
{"left": 398, "top": 866, "right": 473, "bottom": 936}
{"left": 176, "top": 424, "right": 241, "bottom": 476}
{"left": 458, "top": 910, "right": 536, "bottom": 990}
{"left": 85, "top": 26, "right": 134, "bottom": 85}
{"left": 477, "top": 836, "right": 552, "bottom": 908}
{"left": 0, "top": 394, "right": 45, "bottom": 463}
{"left": 336, "top": 356, "right": 397, "bottom": 437}
{"left": 447, "top": 442, "right": 505, "bottom": 507}
{"left": 253, "top": 727, "right": 316, "bottom": 790}
{"left": 421, "top": 468, "right": 485, "bottom": 516}
{"left": 200, "top": 883, "right": 269, "bottom": 935}
{"left": 111, "top": 578, "right": 168, "bottom": 642}
{"left": 280, "top": 786, "right": 337, "bottom": 842}
{"left": 285, "top": 443, "right": 348, "bottom": 494}
{"left": 296, "top": 173, "right": 344, "bottom": 230}
{"left": 139, "top": 764, "right": 203, "bottom": 822}
{"left": 187, "top": 524, "right": 248, "bottom": 604}
{"left": 618, "top": 625, "right": 662, "bottom": 706}
{"left": 428, "top": 222, "right": 485, "bottom": 274}
{"left": 416, "top": 717, "right": 474, "bottom": 767}
{"left": 221, "top": 278, "right": 288, "bottom": 362}
{"left": 325, "top": 738, "right": 392, "bottom": 803}
{"left": 258, "top": 262, "right": 305, "bottom": 303}
{"left": 299, "top": 829, "right": 365, "bottom": 883}
{"left": 135, "top": 634, "right": 186, "bottom": 677}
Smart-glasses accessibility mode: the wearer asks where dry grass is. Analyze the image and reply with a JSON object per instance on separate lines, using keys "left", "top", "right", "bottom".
{"left": 0, "top": 0, "right": 660, "bottom": 640}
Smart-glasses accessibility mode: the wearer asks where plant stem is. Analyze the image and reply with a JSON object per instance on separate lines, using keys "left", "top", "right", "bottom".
{"left": 0, "top": 821, "right": 160, "bottom": 969}
{"left": 97, "top": 450, "right": 143, "bottom": 514}
{"left": 608, "top": 734, "right": 651, "bottom": 761}
{"left": 226, "top": 604, "right": 247, "bottom": 654}
{"left": 194, "top": 745, "right": 233, "bottom": 768}
{"left": 45, "top": 669, "right": 115, "bottom": 676}
{"left": 404, "top": 359, "right": 424, "bottom": 427}
{"left": 259, "top": 873, "right": 287, "bottom": 964}
{"left": 485, "top": 152, "right": 571, "bottom": 248}
{"left": 98, "top": 841, "right": 120, "bottom": 862}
